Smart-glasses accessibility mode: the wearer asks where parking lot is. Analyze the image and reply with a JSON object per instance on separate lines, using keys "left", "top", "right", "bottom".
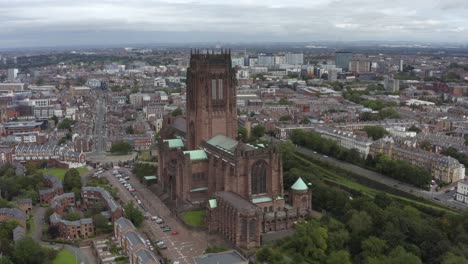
{"left": 103, "top": 167, "right": 209, "bottom": 264}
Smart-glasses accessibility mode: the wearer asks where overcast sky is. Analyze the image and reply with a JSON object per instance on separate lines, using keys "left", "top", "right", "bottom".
{"left": 1, "top": 0, "right": 467, "bottom": 48}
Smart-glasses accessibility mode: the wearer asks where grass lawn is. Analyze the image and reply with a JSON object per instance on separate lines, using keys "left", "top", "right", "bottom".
{"left": 293, "top": 153, "right": 457, "bottom": 214}
{"left": 53, "top": 249, "right": 77, "bottom": 264}
{"left": 27, "top": 216, "right": 34, "bottom": 235}
{"left": 137, "top": 150, "right": 154, "bottom": 162}
{"left": 40, "top": 167, "right": 89, "bottom": 181}
{"left": 181, "top": 210, "right": 206, "bottom": 227}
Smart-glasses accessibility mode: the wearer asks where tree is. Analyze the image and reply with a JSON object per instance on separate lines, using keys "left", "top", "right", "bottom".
{"left": 251, "top": 125, "right": 265, "bottom": 140}
{"left": 171, "top": 107, "right": 183, "bottom": 117}
{"left": 63, "top": 168, "right": 82, "bottom": 192}
{"left": 420, "top": 140, "right": 432, "bottom": 151}
{"left": 300, "top": 117, "right": 311, "bottom": 124}
{"left": 124, "top": 202, "right": 144, "bottom": 227}
{"left": 327, "top": 251, "right": 352, "bottom": 264}
{"left": 57, "top": 118, "right": 76, "bottom": 130}
{"left": 279, "top": 115, "right": 291, "bottom": 122}
{"left": 110, "top": 142, "right": 132, "bottom": 155}
{"left": 278, "top": 98, "right": 292, "bottom": 105}
{"left": 408, "top": 125, "right": 421, "bottom": 134}
{"left": 363, "top": 126, "right": 388, "bottom": 140}
{"left": 13, "top": 237, "right": 46, "bottom": 264}
{"left": 50, "top": 115, "right": 59, "bottom": 126}
{"left": 63, "top": 211, "right": 81, "bottom": 221}
{"left": 237, "top": 127, "right": 248, "bottom": 142}
{"left": 361, "top": 236, "right": 388, "bottom": 260}
{"left": 126, "top": 126, "right": 134, "bottom": 134}
{"left": 93, "top": 214, "right": 112, "bottom": 233}
{"left": 442, "top": 253, "right": 468, "bottom": 264}
{"left": 0, "top": 256, "right": 13, "bottom": 264}
{"left": 47, "top": 225, "right": 60, "bottom": 239}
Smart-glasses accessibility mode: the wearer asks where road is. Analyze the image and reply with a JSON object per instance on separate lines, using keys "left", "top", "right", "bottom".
{"left": 272, "top": 137, "right": 467, "bottom": 210}
{"left": 92, "top": 92, "right": 107, "bottom": 155}
{"left": 103, "top": 168, "right": 209, "bottom": 264}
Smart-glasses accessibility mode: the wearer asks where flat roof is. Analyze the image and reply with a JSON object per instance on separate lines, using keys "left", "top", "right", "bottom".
{"left": 144, "top": 176, "right": 157, "bottom": 180}
{"left": 183, "top": 149, "right": 208, "bottom": 161}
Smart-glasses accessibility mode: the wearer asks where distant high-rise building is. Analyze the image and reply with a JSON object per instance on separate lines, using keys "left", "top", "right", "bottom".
{"left": 328, "top": 69, "right": 339, "bottom": 81}
{"left": 257, "top": 55, "right": 275, "bottom": 67}
{"left": 349, "top": 60, "right": 372, "bottom": 73}
{"left": 399, "top": 59, "right": 404, "bottom": 72}
{"left": 384, "top": 76, "right": 400, "bottom": 92}
{"left": 285, "top": 53, "right": 304, "bottom": 65}
{"left": 274, "top": 55, "right": 286, "bottom": 65}
{"left": 335, "top": 51, "right": 353, "bottom": 71}
{"left": 1, "top": 58, "right": 6, "bottom": 65}
{"left": 247, "top": 56, "right": 258, "bottom": 67}
{"left": 12, "top": 57, "right": 17, "bottom": 64}
{"left": 231, "top": 57, "right": 245, "bottom": 67}
{"left": 7, "top": 68, "right": 18, "bottom": 80}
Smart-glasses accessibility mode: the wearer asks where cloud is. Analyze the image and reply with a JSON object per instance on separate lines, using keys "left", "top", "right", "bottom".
{"left": 0, "top": 0, "right": 466, "bottom": 48}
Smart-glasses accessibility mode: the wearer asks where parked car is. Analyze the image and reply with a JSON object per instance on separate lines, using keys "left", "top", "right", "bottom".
{"left": 158, "top": 243, "right": 167, "bottom": 249}
{"left": 171, "top": 231, "right": 179, "bottom": 235}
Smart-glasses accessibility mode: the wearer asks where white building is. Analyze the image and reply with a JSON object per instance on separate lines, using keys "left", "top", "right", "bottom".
{"left": 7, "top": 68, "right": 18, "bottom": 80}
{"left": 257, "top": 55, "right": 275, "bottom": 67}
{"left": 386, "top": 126, "right": 417, "bottom": 138}
{"left": 406, "top": 99, "right": 436, "bottom": 106}
{"left": 231, "top": 57, "right": 245, "bottom": 67}
{"left": 456, "top": 180, "right": 468, "bottom": 204}
{"left": 285, "top": 53, "right": 304, "bottom": 65}
{"left": 315, "top": 127, "right": 373, "bottom": 158}
{"left": 154, "top": 77, "right": 166, "bottom": 87}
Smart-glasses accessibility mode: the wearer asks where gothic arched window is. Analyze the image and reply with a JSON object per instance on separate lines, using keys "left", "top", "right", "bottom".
{"left": 251, "top": 160, "right": 267, "bottom": 195}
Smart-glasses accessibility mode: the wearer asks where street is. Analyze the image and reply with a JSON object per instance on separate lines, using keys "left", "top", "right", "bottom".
{"left": 103, "top": 168, "right": 209, "bottom": 264}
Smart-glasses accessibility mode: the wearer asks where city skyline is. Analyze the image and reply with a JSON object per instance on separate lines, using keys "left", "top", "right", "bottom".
{"left": 1, "top": 0, "right": 468, "bottom": 48}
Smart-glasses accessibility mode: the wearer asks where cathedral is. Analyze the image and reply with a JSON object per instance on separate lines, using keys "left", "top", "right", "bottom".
{"left": 158, "top": 50, "right": 311, "bottom": 249}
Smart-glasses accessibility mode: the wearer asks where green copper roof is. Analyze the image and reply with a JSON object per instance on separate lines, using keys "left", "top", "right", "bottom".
{"left": 209, "top": 199, "right": 217, "bottom": 208}
{"left": 144, "top": 176, "right": 157, "bottom": 180}
{"left": 291, "top": 177, "right": 308, "bottom": 191}
{"left": 163, "top": 138, "right": 184, "bottom": 149}
{"left": 183, "top": 150, "right": 208, "bottom": 161}
{"left": 206, "top": 135, "right": 238, "bottom": 152}
{"left": 252, "top": 197, "right": 273, "bottom": 204}
{"left": 190, "top": 187, "right": 208, "bottom": 193}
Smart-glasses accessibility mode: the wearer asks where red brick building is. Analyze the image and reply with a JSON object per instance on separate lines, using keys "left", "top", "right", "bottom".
{"left": 51, "top": 193, "right": 76, "bottom": 215}
{"left": 50, "top": 213, "right": 94, "bottom": 240}
{"left": 82, "top": 187, "right": 123, "bottom": 223}
{"left": 158, "top": 51, "right": 311, "bottom": 249}
{"left": 39, "top": 175, "right": 64, "bottom": 204}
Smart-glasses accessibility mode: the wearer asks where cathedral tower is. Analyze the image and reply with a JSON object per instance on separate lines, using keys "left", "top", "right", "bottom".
{"left": 186, "top": 50, "right": 237, "bottom": 150}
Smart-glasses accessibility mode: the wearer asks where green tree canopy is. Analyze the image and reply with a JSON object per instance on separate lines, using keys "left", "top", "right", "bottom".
{"left": 13, "top": 237, "right": 47, "bottom": 264}
{"left": 251, "top": 125, "right": 266, "bottom": 140}
{"left": 63, "top": 168, "right": 82, "bottom": 192}
{"left": 362, "top": 126, "right": 389, "bottom": 140}
{"left": 110, "top": 142, "right": 132, "bottom": 155}
{"left": 124, "top": 202, "right": 144, "bottom": 228}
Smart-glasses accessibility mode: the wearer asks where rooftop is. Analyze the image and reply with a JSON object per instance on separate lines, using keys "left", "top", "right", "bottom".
{"left": 183, "top": 149, "right": 208, "bottom": 161}
{"left": 291, "top": 177, "right": 309, "bottom": 191}
{"left": 206, "top": 134, "right": 238, "bottom": 153}
{"left": 163, "top": 138, "right": 184, "bottom": 149}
